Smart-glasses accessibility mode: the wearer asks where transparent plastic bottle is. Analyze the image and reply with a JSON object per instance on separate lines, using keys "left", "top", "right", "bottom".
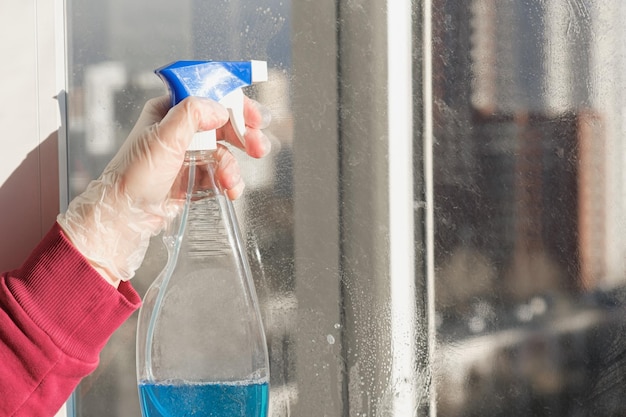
{"left": 136, "top": 149, "right": 270, "bottom": 417}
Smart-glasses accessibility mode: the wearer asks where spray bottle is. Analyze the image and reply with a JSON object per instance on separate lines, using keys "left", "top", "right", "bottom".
{"left": 136, "top": 60, "right": 270, "bottom": 417}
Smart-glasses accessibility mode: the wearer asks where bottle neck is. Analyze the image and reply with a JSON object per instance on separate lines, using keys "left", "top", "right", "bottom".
{"left": 185, "top": 148, "right": 217, "bottom": 162}
{"left": 172, "top": 149, "right": 223, "bottom": 201}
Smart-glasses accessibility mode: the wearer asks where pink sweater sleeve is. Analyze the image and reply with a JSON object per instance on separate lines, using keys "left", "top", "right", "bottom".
{"left": 0, "top": 223, "right": 142, "bottom": 417}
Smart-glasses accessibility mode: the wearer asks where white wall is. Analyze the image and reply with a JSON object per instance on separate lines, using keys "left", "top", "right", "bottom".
{"left": 0, "top": 1, "right": 63, "bottom": 272}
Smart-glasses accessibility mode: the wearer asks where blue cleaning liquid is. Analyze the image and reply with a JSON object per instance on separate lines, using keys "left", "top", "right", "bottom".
{"left": 138, "top": 380, "right": 269, "bottom": 417}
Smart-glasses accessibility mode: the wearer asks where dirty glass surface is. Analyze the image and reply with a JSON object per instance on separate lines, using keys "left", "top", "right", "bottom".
{"left": 66, "top": 1, "right": 297, "bottom": 415}
{"left": 66, "top": 0, "right": 429, "bottom": 414}
{"left": 65, "top": 0, "right": 626, "bottom": 416}
{"left": 432, "top": 1, "right": 626, "bottom": 416}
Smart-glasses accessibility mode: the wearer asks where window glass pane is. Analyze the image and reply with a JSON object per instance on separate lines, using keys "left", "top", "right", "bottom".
{"left": 433, "top": 1, "right": 626, "bottom": 415}
{"left": 66, "top": 1, "right": 294, "bottom": 415}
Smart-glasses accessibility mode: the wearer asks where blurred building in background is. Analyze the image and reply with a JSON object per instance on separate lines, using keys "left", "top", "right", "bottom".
{"left": 432, "top": 1, "right": 626, "bottom": 416}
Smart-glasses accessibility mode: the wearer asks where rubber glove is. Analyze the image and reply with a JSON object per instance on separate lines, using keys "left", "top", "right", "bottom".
{"left": 57, "top": 95, "right": 272, "bottom": 287}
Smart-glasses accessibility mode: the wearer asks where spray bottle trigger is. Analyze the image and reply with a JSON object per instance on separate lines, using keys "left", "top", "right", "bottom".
{"left": 189, "top": 88, "right": 244, "bottom": 151}
{"left": 220, "top": 88, "right": 246, "bottom": 146}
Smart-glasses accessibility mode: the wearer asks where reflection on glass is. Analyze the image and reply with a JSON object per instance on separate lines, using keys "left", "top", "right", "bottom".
{"left": 66, "top": 1, "right": 293, "bottom": 415}
{"left": 433, "top": 1, "right": 626, "bottom": 416}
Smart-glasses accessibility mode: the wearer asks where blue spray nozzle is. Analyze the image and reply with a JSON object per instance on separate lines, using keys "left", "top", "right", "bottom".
{"left": 155, "top": 60, "right": 268, "bottom": 150}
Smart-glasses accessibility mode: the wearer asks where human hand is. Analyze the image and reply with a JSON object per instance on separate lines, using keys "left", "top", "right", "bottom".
{"left": 57, "top": 95, "right": 272, "bottom": 287}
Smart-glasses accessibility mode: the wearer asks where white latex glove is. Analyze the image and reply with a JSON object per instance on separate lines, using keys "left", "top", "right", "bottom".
{"left": 57, "top": 95, "right": 272, "bottom": 287}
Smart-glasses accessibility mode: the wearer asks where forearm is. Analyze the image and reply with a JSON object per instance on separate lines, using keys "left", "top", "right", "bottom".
{"left": 0, "top": 223, "right": 141, "bottom": 417}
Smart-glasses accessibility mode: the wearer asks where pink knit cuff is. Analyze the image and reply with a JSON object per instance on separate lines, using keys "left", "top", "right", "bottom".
{"left": 6, "top": 223, "right": 141, "bottom": 362}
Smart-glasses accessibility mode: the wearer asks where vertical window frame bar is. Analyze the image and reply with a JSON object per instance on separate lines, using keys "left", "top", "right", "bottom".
{"left": 387, "top": 0, "right": 418, "bottom": 414}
